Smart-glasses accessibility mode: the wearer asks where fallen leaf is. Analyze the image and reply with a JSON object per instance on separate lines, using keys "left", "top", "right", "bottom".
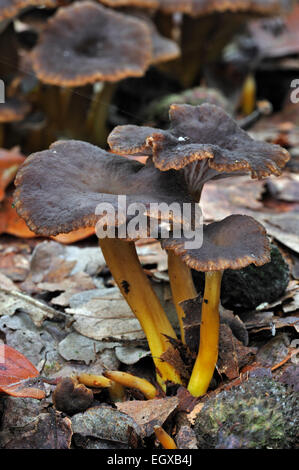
{"left": 66, "top": 287, "right": 145, "bottom": 343}
{"left": 0, "top": 272, "right": 20, "bottom": 291}
{"left": 175, "top": 425, "right": 198, "bottom": 449}
{"left": 3, "top": 409, "right": 72, "bottom": 449}
{"left": 38, "top": 271, "right": 96, "bottom": 306}
{"left": 176, "top": 386, "right": 200, "bottom": 413}
{"left": 71, "top": 405, "right": 142, "bottom": 446}
{"left": 58, "top": 332, "right": 114, "bottom": 364}
{"left": 187, "top": 402, "right": 204, "bottom": 426}
{"left": 217, "top": 324, "right": 256, "bottom": 380}
{"left": 115, "top": 345, "right": 150, "bottom": 365}
{"left": 117, "top": 396, "right": 179, "bottom": 438}
{"left": 0, "top": 344, "right": 45, "bottom": 399}
{"left": 262, "top": 213, "right": 299, "bottom": 254}
{"left": 200, "top": 176, "right": 265, "bottom": 222}
{"left": 0, "top": 287, "right": 58, "bottom": 326}
{"left": 0, "top": 246, "right": 30, "bottom": 281}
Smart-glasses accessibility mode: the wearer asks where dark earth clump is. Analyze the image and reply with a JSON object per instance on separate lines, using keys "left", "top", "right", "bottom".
{"left": 192, "top": 244, "right": 289, "bottom": 311}
{"left": 194, "top": 377, "right": 298, "bottom": 449}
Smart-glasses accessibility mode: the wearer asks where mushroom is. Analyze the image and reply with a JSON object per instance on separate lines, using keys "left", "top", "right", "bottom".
{"left": 0, "top": 98, "right": 30, "bottom": 146}
{"left": 108, "top": 103, "right": 290, "bottom": 343}
{"left": 0, "top": 146, "right": 25, "bottom": 201}
{"left": 13, "top": 139, "right": 198, "bottom": 387}
{"left": 30, "top": 1, "right": 153, "bottom": 145}
{"left": 162, "top": 214, "right": 271, "bottom": 396}
{"left": 0, "top": 0, "right": 58, "bottom": 22}
{"left": 30, "top": 1, "right": 179, "bottom": 146}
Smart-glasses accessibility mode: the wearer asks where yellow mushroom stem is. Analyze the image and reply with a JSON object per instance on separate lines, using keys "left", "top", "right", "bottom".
{"left": 108, "top": 379, "right": 126, "bottom": 402}
{"left": 99, "top": 238, "right": 182, "bottom": 388}
{"left": 167, "top": 251, "right": 198, "bottom": 344}
{"left": 187, "top": 270, "right": 223, "bottom": 397}
{"left": 77, "top": 373, "right": 112, "bottom": 388}
{"left": 85, "top": 82, "right": 116, "bottom": 147}
{"left": 240, "top": 74, "right": 256, "bottom": 116}
{"left": 154, "top": 425, "right": 177, "bottom": 449}
{"left": 104, "top": 370, "right": 157, "bottom": 400}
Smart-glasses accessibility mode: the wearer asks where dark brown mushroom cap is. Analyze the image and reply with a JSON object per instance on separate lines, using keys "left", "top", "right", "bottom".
{"left": 128, "top": 10, "right": 180, "bottom": 64}
{"left": 161, "top": 0, "right": 287, "bottom": 15}
{"left": 13, "top": 140, "right": 195, "bottom": 237}
{"left": 186, "top": 0, "right": 287, "bottom": 17}
{"left": 0, "top": 0, "right": 57, "bottom": 21}
{"left": 98, "top": 0, "right": 285, "bottom": 15}
{"left": 162, "top": 214, "right": 271, "bottom": 271}
{"left": 249, "top": 5, "right": 299, "bottom": 60}
{"left": 98, "top": 0, "right": 159, "bottom": 8}
{"left": 32, "top": 1, "right": 152, "bottom": 86}
{"left": 0, "top": 98, "right": 30, "bottom": 123}
{"left": 108, "top": 103, "right": 290, "bottom": 179}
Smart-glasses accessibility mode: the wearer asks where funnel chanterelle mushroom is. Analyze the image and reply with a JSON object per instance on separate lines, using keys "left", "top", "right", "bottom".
{"left": 108, "top": 103, "right": 290, "bottom": 188}
{"left": 163, "top": 214, "right": 271, "bottom": 397}
{"left": 14, "top": 104, "right": 290, "bottom": 396}
{"left": 0, "top": 0, "right": 58, "bottom": 21}
{"left": 32, "top": 1, "right": 153, "bottom": 86}
{"left": 98, "top": 0, "right": 288, "bottom": 16}
{"left": 108, "top": 103, "right": 290, "bottom": 395}
{"left": 14, "top": 139, "right": 197, "bottom": 388}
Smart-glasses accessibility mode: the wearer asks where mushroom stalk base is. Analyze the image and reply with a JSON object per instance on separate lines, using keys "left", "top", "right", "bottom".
{"left": 240, "top": 74, "right": 256, "bottom": 116}
{"left": 168, "top": 251, "right": 197, "bottom": 344}
{"left": 85, "top": 82, "right": 116, "bottom": 147}
{"left": 98, "top": 238, "right": 182, "bottom": 388}
{"left": 187, "top": 270, "right": 223, "bottom": 397}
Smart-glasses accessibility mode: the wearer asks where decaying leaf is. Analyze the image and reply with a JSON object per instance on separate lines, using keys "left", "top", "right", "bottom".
{"left": 38, "top": 272, "right": 96, "bottom": 306}
{"left": 175, "top": 425, "right": 198, "bottom": 449}
{"left": 0, "top": 396, "right": 72, "bottom": 449}
{"left": 66, "top": 287, "right": 145, "bottom": 343}
{"left": 71, "top": 405, "right": 142, "bottom": 446}
{"left": 117, "top": 396, "right": 179, "bottom": 438}
{"left": 217, "top": 324, "right": 256, "bottom": 380}
{"left": 262, "top": 213, "right": 299, "bottom": 254}
{"left": 0, "top": 344, "right": 45, "bottom": 399}
{"left": 0, "top": 288, "right": 59, "bottom": 326}
{"left": 58, "top": 332, "right": 119, "bottom": 364}
{"left": 115, "top": 345, "right": 150, "bottom": 365}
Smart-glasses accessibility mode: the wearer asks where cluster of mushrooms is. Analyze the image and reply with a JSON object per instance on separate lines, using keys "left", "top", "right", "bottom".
{"left": 14, "top": 102, "right": 290, "bottom": 396}
{"left": 0, "top": 0, "right": 293, "bottom": 152}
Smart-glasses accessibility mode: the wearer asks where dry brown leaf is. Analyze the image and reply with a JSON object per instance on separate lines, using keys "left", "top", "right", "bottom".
{"left": 117, "top": 396, "right": 179, "bottom": 438}
{"left": 38, "top": 272, "right": 96, "bottom": 306}
{"left": 217, "top": 324, "right": 256, "bottom": 380}
{"left": 187, "top": 402, "right": 204, "bottom": 426}
{"left": 0, "top": 287, "right": 59, "bottom": 326}
{"left": 66, "top": 287, "right": 145, "bottom": 343}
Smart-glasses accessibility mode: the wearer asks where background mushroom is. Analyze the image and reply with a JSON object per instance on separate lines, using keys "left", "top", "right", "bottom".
{"left": 29, "top": 1, "right": 180, "bottom": 146}
{"left": 162, "top": 214, "right": 271, "bottom": 396}
{"left": 0, "top": 98, "right": 30, "bottom": 146}
{"left": 108, "top": 102, "right": 290, "bottom": 345}
{"left": 30, "top": 1, "right": 152, "bottom": 145}
{"left": 0, "top": 0, "right": 58, "bottom": 22}
{"left": 13, "top": 139, "right": 199, "bottom": 387}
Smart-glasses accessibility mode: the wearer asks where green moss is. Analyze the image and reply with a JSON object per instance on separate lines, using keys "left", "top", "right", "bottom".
{"left": 194, "top": 377, "right": 298, "bottom": 449}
